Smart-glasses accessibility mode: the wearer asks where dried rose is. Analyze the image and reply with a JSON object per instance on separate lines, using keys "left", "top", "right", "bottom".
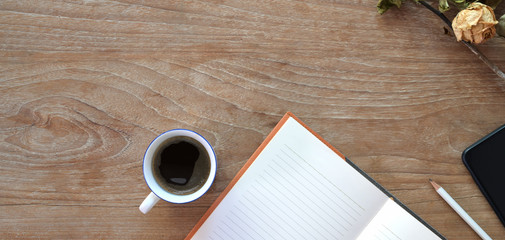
{"left": 452, "top": 2, "right": 499, "bottom": 44}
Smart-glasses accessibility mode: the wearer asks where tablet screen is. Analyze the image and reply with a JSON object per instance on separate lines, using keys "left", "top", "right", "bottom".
{"left": 463, "top": 125, "right": 505, "bottom": 227}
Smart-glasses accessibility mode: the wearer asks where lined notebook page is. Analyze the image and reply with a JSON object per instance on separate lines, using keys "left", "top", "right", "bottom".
{"left": 356, "top": 198, "right": 442, "bottom": 240}
{"left": 190, "top": 117, "right": 390, "bottom": 240}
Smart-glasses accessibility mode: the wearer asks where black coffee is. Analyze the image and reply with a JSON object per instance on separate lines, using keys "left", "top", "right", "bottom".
{"left": 153, "top": 136, "right": 210, "bottom": 195}
{"left": 159, "top": 141, "right": 199, "bottom": 185}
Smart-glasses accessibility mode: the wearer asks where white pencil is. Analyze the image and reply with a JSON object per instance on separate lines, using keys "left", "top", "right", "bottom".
{"left": 429, "top": 179, "right": 492, "bottom": 240}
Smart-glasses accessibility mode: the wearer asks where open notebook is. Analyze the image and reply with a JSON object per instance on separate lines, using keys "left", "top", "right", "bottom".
{"left": 186, "top": 113, "right": 445, "bottom": 240}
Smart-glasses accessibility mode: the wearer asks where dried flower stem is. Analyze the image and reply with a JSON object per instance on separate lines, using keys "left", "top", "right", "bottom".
{"left": 419, "top": 0, "right": 505, "bottom": 80}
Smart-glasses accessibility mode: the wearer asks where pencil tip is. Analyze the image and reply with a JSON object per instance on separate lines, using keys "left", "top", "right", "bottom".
{"left": 429, "top": 179, "right": 441, "bottom": 190}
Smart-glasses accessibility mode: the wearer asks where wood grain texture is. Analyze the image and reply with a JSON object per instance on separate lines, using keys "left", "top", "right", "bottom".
{"left": 1, "top": 0, "right": 505, "bottom": 239}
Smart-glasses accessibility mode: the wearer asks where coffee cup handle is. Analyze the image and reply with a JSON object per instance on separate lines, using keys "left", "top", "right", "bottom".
{"left": 139, "top": 192, "right": 160, "bottom": 214}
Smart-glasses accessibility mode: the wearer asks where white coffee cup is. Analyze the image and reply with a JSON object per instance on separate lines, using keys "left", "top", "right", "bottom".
{"left": 139, "top": 129, "right": 217, "bottom": 214}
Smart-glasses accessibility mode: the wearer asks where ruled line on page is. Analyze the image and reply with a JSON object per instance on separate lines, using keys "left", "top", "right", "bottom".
{"left": 253, "top": 178, "right": 327, "bottom": 237}
{"left": 377, "top": 228, "right": 390, "bottom": 240}
{"left": 278, "top": 148, "right": 363, "bottom": 218}
{"left": 255, "top": 176, "right": 343, "bottom": 238}
{"left": 278, "top": 144, "right": 364, "bottom": 218}
{"left": 262, "top": 163, "right": 351, "bottom": 233}
{"left": 242, "top": 189, "right": 302, "bottom": 239}
{"left": 231, "top": 205, "right": 274, "bottom": 239}
{"left": 274, "top": 152, "right": 358, "bottom": 223}
{"left": 247, "top": 184, "right": 332, "bottom": 240}
{"left": 216, "top": 225, "right": 233, "bottom": 239}
{"left": 246, "top": 185, "right": 311, "bottom": 239}
{"left": 224, "top": 215, "right": 257, "bottom": 239}
{"left": 221, "top": 218, "right": 244, "bottom": 238}
{"left": 259, "top": 170, "right": 350, "bottom": 233}
{"left": 237, "top": 199, "right": 286, "bottom": 239}
{"left": 283, "top": 144, "right": 366, "bottom": 212}
{"left": 379, "top": 224, "right": 402, "bottom": 240}
{"left": 248, "top": 184, "right": 318, "bottom": 239}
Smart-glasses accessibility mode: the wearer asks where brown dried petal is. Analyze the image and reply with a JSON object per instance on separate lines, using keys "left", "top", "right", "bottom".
{"left": 452, "top": 2, "right": 499, "bottom": 44}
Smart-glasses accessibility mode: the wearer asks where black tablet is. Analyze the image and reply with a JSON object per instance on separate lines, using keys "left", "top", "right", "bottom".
{"left": 462, "top": 124, "right": 505, "bottom": 228}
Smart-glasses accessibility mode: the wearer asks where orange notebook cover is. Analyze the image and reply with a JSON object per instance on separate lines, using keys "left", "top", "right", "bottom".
{"left": 186, "top": 112, "right": 445, "bottom": 239}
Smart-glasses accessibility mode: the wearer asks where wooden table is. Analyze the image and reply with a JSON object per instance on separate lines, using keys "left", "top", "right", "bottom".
{"left": 1, "top": 0, "right": 505, "bottom": 239}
